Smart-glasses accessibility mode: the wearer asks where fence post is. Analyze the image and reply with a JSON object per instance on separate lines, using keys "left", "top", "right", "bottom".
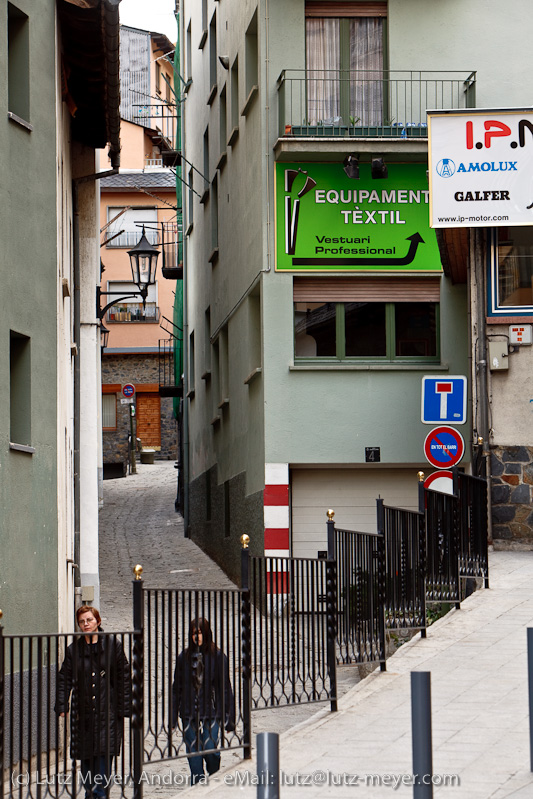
{"left": 241, "top": 535, "right": 252, "bottom": 759}
{"left": 326, "top": 510, "right": 338, "bottom": 711}
{"left": 411, "top": 671, "right": 433, "bottom": 799}
{"left": 0, "top": 610, "right": 4, "bottom": 799}
{"left": 417, "top": 472, "right": 427, "bottom": 639}
{"left": 528, "top": 629, "right": 533, "bottom": 772}
{"left": 132, "top": 566, "right": 144, "bottom": 799}
{"left": 375, "top": 500, "right": 387, "bottom": 671}
{"left": 257, "top": 731, "right": 280, "bottom": 799}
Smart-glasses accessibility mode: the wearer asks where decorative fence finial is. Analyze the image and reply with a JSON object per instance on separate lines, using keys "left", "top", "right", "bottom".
{"left": 133, "top": 564, "right": 143, "bottom": 580}
{"left": 241, "top": 534, "right": 250, "bottom": 549}
{"left": 327, "top": 509, "right": 335, "bottom": 520}
{"left": 417, "top": 471, "right": 425, "bottom": 482}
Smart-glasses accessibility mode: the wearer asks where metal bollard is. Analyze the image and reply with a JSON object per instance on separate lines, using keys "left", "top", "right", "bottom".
{"left": 257, "top": 732, "right": 280, "bottom": 799}
{"left": 527, "top": 627, "right": 533, "bottom": 771}
{"left": 411, "top": 671, "right": 433, "bottom": 799}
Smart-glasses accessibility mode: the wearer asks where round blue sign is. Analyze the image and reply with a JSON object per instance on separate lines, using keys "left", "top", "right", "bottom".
{"left": 424, "top": 426, "right": 464, "bottom": 468}
{"left": 122, "top": 384, "right": 135, "bottom": 398}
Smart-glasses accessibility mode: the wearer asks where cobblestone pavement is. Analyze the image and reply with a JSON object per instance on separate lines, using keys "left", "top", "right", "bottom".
{"left": 98, "top": 461, "right": 360, "bottom": 794}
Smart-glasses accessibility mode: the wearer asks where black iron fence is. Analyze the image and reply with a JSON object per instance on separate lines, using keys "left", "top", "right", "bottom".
{"left": 378, "top": 499, "right": 427, "bottom": 635}
{"left": 328, "top": 519, "right": 386, "bottom": 668}
{"left": 1, "top": 631, "right": 137, "bottom": 799}
{"left": 455, "top": 471, "right": 489, "bottom": 587}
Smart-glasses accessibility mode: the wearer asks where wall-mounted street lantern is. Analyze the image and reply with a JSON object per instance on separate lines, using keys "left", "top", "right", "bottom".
{"left": 127, "top": 226, "right": 160, "bottom": 297}
{"left": 100, "top": 323, "right": 110, "bottom": 350}
{"left": 97, "top": 226, "right": 160, "bottom": 321}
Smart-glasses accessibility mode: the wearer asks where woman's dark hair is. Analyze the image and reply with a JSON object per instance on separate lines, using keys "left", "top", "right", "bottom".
{"left": 187, "top": 617, "right": 216, "bottom": 657}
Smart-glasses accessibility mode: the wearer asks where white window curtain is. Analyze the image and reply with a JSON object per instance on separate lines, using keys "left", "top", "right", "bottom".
{"left": 349, "top": 18, "right": 383, "bottom": 126}
{"left": 306, "top": 17, "right": 383, "bottom": 127}
{"left": 306, "top": 19, "right": 340, "bottom": 125}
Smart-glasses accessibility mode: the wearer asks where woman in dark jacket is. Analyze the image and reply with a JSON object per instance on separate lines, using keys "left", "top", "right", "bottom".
{"left": 172, "top": 617, "right": 235, "bottom": 785}
{"left": 56, "top": 606, "right": 131, "bottom": 799}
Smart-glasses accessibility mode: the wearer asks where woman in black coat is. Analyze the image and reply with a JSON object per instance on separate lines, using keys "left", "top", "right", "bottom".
{"left": 172, "top": 617, "right": 235, "bottom": 785}
{"left": 56, "top": 606, "right": 131, "bottom": 799}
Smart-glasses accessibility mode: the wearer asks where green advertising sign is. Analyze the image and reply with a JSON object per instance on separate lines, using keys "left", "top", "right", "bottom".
{"left": 275, "top": 162, "right": 442, "bottom": 272}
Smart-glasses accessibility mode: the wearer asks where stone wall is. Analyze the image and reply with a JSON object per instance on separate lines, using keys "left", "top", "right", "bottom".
{"left": 491, "top": 446, "right": 533, "bottom": 546}
{"left": 189, "top": 466, "right": 264, "bottom": 584}
{"left": 102, "top": 353, "right": 178, "bottom": 463}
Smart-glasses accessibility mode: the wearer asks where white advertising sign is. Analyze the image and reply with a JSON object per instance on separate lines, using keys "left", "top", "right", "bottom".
{"left": 428, "top": 109, "right": 533, "bottom": 228}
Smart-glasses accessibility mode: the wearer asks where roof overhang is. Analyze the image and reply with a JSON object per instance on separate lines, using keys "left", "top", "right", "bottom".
{"left": 58, "top": 0, "right": 121, "bottom": 166}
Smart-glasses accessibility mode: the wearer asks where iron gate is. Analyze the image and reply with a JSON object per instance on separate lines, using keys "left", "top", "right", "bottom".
{"left": 243, "top": 549, "right": 337, "bottom": 713}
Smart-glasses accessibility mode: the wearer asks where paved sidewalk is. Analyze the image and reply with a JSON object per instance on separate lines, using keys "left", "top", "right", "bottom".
{"left": 181, "top": 550, "right": 533, "bottom": 799}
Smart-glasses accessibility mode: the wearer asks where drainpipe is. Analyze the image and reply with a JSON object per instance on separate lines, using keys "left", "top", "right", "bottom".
{"left": 472, "top": 227, "right": 493, "bottom": 542}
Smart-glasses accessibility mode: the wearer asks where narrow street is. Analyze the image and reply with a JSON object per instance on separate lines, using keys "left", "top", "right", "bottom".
{"left": 98, "top": 461, "right": 360, "bottom": 793}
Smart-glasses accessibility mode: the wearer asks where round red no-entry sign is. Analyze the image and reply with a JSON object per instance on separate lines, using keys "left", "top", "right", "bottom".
{"left": 424, "top": 426, "right": 464, "bottom": 468}
{"left": 424, "top": 470, "right": 454, "bottom": 494}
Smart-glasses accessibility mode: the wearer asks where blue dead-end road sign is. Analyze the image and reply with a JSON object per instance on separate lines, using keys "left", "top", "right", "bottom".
{"left": 422, "top": 375, "right": 467, "bottom": 424}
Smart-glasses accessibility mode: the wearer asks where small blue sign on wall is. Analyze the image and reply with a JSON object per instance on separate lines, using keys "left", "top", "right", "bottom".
{"left": 421, "top": 376, "right": 467, "bottom": 424}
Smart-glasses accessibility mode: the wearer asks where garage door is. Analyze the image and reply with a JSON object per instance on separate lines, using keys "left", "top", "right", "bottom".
{"left": 291, "top": 468, "right": 421, "bottom": 559}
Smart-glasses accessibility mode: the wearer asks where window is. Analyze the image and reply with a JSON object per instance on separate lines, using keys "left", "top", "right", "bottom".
{"left": 200, "top": 126, "right": 210, "bottom": 203}
{"left": 208, "top": 12, "right": 217, "bottom": 101}
{"left": 294, "top": 301, "right": 439, "bottom": 361}
{"left": 219, "top": 84, "right": 227, "bottom": 160}
{"left": 8, "top": 3, "right": 30, "bottom": 122}
{"left": 305, "top": 2, "right": 386, "bottom": 127}
{"left": 243, "top": 10, "right": 258, "bottom": 114}
{"left": 106, "top": 207, "right": 158, "bottom": 248}
{"left": 189, "top": 331, "right": 195, "bottom": 393}
{"left": 102, "top": 394, "right": 117, "bottom": 429}
{"left": 187, "top": 167, "right": 194, "bottom": 231}
{"left": 200, "top": 0, "right": 208, "bottom": 47}
{"left": 489, "top": 227, "right": 533, "bottom": 317}
{"left": 10, "top": 331, "right": 31, "bottom": 446}
{"left": 186, "top": 21, "right": 192, "bottom": 81}
{"left": 210, "top": 173, "right": 218, "bottom": 253}
{"left": 106, "top": 282, "right": 159, "bottom": 323}
{"left": 229, "top": 57, "right": 239, "bottom": 139}
{"left": 155, "top": 61, "right": 162, "bottom": 94}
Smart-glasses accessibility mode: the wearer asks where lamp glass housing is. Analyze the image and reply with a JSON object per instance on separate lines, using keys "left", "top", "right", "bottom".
{"left": 127, "top": 227, "right": 160, "bottom": 293}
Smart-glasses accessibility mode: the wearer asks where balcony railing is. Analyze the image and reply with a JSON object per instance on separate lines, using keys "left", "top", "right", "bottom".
{"left": 106, "top": 229, "right": 159, "bottom": 248}
{"left": 107, "top": 302, "right": 161, "bottom": 323}
{"left": 278, "top": 69, "right": 476, "bottom": 138}
{"left": 132, "top": 103, "right": 177, "bottom": 146}
{"left": 161, "top": 221, "right": 183, "bottom": 279}
{"left": 159, "top": 338, "right": 182, "bottom": 397}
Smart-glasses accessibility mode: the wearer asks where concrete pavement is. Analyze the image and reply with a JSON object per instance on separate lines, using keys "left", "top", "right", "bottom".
{"left": 184, "top": 549, "right": 533, "bottom": 798}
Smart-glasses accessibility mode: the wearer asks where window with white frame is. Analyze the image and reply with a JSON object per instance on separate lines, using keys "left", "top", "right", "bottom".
{"left": 106, "top": 281, "right": 159, "bottom": 323}
{"left": 489, "top": 227, "right": 533, "bottom": 317}
{"left": 106, "top": 207, "right": 158, "bottom": 248}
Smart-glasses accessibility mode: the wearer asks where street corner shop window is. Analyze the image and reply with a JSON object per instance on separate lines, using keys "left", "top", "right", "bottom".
{"left": 294, "top": 301, "right": 438, "bottom": 361}
{"left": 490, "top": 226, "right": 533, "bottom": 315}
